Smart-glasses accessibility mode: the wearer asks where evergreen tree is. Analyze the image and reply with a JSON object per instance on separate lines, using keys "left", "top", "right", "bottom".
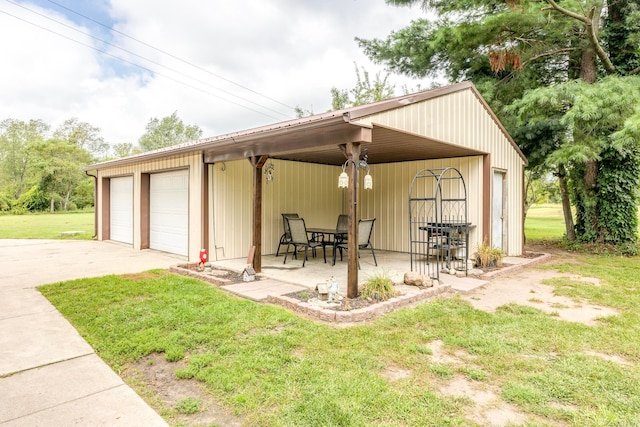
{"left": 360, "top": 0, "right": 640, "bottom": 245}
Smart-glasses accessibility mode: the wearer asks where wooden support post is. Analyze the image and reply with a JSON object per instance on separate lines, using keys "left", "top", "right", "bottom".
{"left": 346, "top": 142, "right": 361, "bottom": 299}
{"left": 249, "top": 155, "right": 268, "bottom": 273}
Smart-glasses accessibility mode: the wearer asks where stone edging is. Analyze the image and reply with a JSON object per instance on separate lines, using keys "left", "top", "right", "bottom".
{"left": 479, "top": 252, "right": 552, "bottom": 280}
{"left": 267, "top": 283, "right": 451, "bottom": 324}
{"left": 170, "top": 264, "right": 233, "bottom": 286}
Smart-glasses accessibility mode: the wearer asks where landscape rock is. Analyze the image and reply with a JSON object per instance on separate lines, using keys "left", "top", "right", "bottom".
{"left": 404, "top": 272, "right": 423, "bottom": 286}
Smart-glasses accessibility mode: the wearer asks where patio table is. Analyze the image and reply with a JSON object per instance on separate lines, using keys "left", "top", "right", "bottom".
{"left": 306, "top": 228, "right": 347, "bottom": 265}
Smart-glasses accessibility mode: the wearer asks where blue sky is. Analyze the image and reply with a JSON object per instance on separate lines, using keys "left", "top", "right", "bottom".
{"left": 0, "top": 0, "right": 429, "bottom": 147}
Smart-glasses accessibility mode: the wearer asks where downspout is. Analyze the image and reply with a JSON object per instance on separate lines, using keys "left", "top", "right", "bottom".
{"left": 85, "top": 170, "right": 98, "bottom": 239}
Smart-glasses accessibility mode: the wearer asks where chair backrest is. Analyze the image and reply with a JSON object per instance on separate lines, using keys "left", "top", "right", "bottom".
{"left": 358, "top": 218, "right": 376, "bottom": 246}
{"left": 282, "top": 213, "right": 299, "bottom": 236}
{"left": 336, "top": 214, "right": 348, "bottom": 233}
{"left": 287, "top": 217, "right": 309, "bottom": 245}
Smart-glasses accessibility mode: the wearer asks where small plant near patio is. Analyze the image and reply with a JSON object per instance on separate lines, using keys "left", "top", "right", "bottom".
{"left": 474, "top": 241, "right": 505, "bottom": 269}
{"left": 360, "top": 269, "right": 398, "bottom": 301}
{"left": 297, "top": 290, "right": 311, "bottom": 300}
{"left": 175, "top": 397, "right": 201, "bottom": 415}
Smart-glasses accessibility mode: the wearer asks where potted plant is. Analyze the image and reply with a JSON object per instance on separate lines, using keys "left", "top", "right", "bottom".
{"left": 474, "top": 241, "right": 505, "bottom": 269}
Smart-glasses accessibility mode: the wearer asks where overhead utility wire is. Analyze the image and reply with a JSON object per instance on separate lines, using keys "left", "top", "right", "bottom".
{"left": 0, "top": 8, "right": 284, "bottom": 121}
{"left": 46, "top": 0, "right": 296, "bottom": 111}
{"left": 5, "top": 0, "right": 291, "bottom": 119}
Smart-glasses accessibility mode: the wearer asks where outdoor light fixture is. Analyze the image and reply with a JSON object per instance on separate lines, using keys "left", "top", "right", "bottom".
{"left": 338, "top": 149, "right": 372, "bottom": 189}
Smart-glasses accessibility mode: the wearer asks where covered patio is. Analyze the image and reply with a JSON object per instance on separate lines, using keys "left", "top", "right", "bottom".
{"left": 203, "top": 84, "right": 501, "bottom": 298}
{"left": 87, "top": 82, "right": 526, "bottom": 297}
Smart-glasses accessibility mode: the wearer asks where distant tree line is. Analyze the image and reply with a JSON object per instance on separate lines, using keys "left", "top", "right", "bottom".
{"left": 0, "top": 113, "right": 202, "bottom": 214}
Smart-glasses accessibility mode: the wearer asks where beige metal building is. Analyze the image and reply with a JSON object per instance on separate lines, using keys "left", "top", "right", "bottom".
{"left": 86, "top": 82, "right": 527, "bottom": 276}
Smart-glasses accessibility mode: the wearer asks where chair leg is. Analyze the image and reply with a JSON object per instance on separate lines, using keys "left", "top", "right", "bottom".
{"left": 331, "top": 242, "right": 336, "bottom": 266}
{"left": 302, "top": 247, "right": 308, "bottom": 267}
{"left": 283, "top": 243, "right": 291, "bottom": 264}
{"left": 371, "top": 246, "right": 378, "bottom": 266}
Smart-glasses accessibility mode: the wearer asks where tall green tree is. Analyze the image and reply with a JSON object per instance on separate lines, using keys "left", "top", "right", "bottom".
{"left": 29, "top": 138, "right": 93, "bottom": 212}
{"left": 330, "top": 63, "right": 396, "bottom": 110}
{"left": 359, "top": 0, "right": 640, "bottom": 245}
{"left": 0, "top": 119, "right": 49, "bottom": 199}
{"left": 54, "top": 118, "right": 109, "bottom": 159}
{"left": 112, "top": 142, "right": 140, "bottom": 158}
{"left": 138, "top": 111, "right": 202, "bottom": 152}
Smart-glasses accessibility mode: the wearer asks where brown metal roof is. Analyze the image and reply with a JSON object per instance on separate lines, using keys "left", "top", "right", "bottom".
{"left": 264, "top": 124, "right": 485, "bottom": 166}
{"left": 86, "top": 81, "right": 523, "bottom": 170}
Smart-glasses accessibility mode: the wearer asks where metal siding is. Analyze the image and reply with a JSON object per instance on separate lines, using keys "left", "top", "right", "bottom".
{"left": 209, "top": 159, "right": 342, "bottom": 260}
{"left": 360, "top": 157, "right": 483, "bottom": 255}
{"left": 96, "top": 153, "right": 203, "bottom": 261}
{"left": 353, "top": 88, "right": 523, "bottom": 255}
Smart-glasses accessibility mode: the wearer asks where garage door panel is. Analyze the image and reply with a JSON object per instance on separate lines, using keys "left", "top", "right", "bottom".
{"left": 150, "top": 170, "right": 189, "bottom": 256}
{"left": 110, "top": 176, "right": 133, "bottom": 244}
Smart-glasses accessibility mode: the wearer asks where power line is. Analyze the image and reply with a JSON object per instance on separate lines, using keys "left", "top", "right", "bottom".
{"left": 4, "top": 0, "right": 292, "bottom": 119}
{"left": 0, "top": 8, "right": 286, "bottom": 121}
{"left": 46, "top": 0, "right": 297, "bottom": 111}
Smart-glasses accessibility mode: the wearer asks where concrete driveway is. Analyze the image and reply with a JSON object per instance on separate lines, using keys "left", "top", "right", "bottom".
{"left": 0, "top": 239, "right": 182, "bottom": 426}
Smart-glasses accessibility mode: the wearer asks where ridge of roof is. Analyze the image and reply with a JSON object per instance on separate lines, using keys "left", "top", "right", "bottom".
{"left": 86, "top": 80, "right": 526, "bottom": 170}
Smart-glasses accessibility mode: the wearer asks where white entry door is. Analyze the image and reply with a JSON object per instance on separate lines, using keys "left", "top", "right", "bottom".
{"left": 110, "top": 176, "right": 133, "bottom": 244}
{"left": 150, "top": 170, "right": 189, "bottom": 256}
{"left": 492, "top": 171, "right": 505, "bottom": 250}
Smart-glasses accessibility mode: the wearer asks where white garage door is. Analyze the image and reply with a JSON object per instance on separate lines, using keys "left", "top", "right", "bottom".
{"left": 150, "top": 170, "right": 189, "bottom": 256}
{"left": 110, "top": 176, "right": 133, "bottom": 244}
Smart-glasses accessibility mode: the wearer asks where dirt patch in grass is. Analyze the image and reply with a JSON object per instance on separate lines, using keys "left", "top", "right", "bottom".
{"left": 461, "top": 268, "right": 618, "bottom": 326}
{"left": 380, "top": 365, "right": 412, "bottom": 382}
{"left": 124, "top": 353, "right": 243, "bottom": 427}
{"left": 441, "top": 376, "right": 531, "bottom": 427}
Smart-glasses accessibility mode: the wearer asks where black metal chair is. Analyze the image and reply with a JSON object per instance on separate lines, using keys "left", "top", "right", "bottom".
{"left": 325, "top": 214, "right": 348, "bottom": 264}
{"left": 276, "top": 213, "right": 299, "bottom": 256}
{"left": 334, "top": 218, "right": 377, "bottom": 268}
{"left": 283, "top": 217, "right": 326, "bottom": 267}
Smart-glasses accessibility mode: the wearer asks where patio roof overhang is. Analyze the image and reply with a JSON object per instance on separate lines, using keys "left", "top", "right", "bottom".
{"left": 203, "top": 122, "right": 486, "bottom": 166}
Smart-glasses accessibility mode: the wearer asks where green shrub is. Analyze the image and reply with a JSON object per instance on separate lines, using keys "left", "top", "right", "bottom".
{"left": 13, "top": 185, "right": 48, "bottom": 212}
{"left": 0, "top": 194, "right": 12, "bottom": 212}
{"left": 474, "top": 241, "right": 505, "bottom": 269}
{"left": 360, "top": 269, "right": 398, "bottom": 301}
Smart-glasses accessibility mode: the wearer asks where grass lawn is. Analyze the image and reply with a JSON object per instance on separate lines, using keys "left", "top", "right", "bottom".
{"left": 525, "top": 204, "right": 565, "bottom": 241}
{"left": 0, "top": 210, "right": 94, "bottom": 239}
{"left": 40, "top": 252, "right": 640, "bottom": 426}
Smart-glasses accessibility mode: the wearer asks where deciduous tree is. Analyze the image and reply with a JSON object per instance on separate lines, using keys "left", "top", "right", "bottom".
{"left": 0, "top": 119, "right": 49, "bottom": 199}
{"left": 138, "top": 111, "right": 202, "bottom": 152}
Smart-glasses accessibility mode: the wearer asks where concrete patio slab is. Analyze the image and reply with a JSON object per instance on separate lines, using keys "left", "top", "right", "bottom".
{"left": 442, "top": 274, "right": 489, "bottom": 294}
{"left": 221, "top": 279, "right": 306, "bottom": 301}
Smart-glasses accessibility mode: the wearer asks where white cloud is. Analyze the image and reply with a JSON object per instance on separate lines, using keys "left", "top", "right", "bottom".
{"left": 0, "top": 0, "right": 428, "bottom": 148}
